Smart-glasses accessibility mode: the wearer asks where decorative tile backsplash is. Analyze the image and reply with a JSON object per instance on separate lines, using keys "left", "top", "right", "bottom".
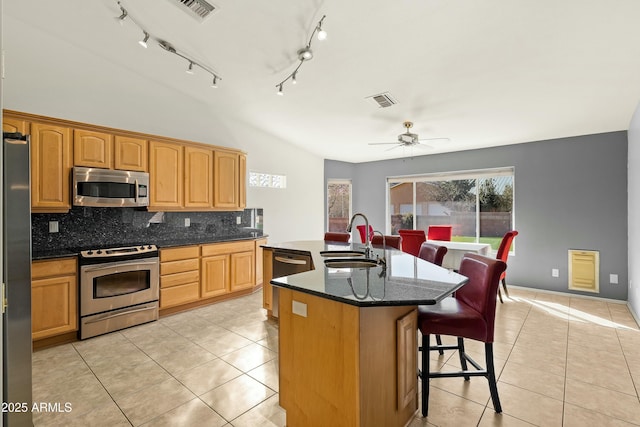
{"left": 32, "top": 207, "right": 263, "bottom": 251}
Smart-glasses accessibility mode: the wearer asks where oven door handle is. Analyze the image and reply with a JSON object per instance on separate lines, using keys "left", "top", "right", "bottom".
{"left": 84, "top": 305, "right": 157, "bottom": 324}
{"left": 81, "top": 258, "right": 159, "bottom": 272}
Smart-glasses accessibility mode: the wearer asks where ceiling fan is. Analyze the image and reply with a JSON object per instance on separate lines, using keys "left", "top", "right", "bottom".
{"left": 369, "top": 121, "right": 449, "bottom": 150}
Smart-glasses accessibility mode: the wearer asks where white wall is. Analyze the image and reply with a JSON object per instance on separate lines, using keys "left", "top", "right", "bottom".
{"left": 628, "top": 102, "right": 640, "bottom": 319}
{"left": 2, "top": 17, "right": 324, "bottom": 245}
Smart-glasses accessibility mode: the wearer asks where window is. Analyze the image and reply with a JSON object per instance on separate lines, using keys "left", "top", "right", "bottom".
{"left": 249, "top": 172, "right": 287, "bottom": 189}
{"left": 387, "top": 167, "right": 514, "bottom": 251}
{"left": 327, "top": 180, "right": 352, "bottom": 232}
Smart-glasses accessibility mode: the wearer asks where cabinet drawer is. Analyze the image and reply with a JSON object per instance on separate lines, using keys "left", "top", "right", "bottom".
{"left": 160, "top": 246, "right": 199, "bottom": 262}
{"left": 160, "top": 282, "right": 200, "bottom": 308}
{"left": 161, "top": 258, "right": 199, "bottom": 276}
{"left": 161, "top": 270, "right": 200, "bottom": 288}
{"left": 32, "top": 258, "right": 76, "bottom": 279}
{"left": 201, "top": 241, "right": 254, "bottom": 257}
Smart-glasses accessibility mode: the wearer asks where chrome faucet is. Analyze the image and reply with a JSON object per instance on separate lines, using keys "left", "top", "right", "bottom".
{"left": 346, "top": 212, "right": 372, "bottom": 258}
{"left": 372, "top": 230, "right": 387, "bottom": 267}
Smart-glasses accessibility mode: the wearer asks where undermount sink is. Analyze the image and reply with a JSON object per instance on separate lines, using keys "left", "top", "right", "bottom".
{"left": 324, "top": 258, "right": 379, "bottom": 269}
{"left": 320, "top": 250, "right": 366, "bottom": 257}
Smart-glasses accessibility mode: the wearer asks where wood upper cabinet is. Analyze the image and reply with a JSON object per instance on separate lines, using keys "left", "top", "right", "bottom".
{"left": 114, "top": 136, "right": 148, "bottom": 171}
{"left": 74, "top": 129, "right": 113, "bottom": 169}
{"left": 30, "top": 122, "right": 73, "bottom": 212}
{"left": 239, "top": 153, "right": 247, "bottom": 210}
{"left": 149, "top": 140, "right": 184, "bottom": 209}
{"left": 31, "top": 258, "right": 78, "bottom": 340}
{"left": 214, "top": 150, "right": 240, "bottom": 209}
{"left": 2, "top": 117, "right": 27, "bottom": 134}
{"left": 184, "top": 146, "right": 213, "bottom": 208}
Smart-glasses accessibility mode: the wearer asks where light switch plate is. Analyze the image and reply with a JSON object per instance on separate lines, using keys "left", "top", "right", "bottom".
{"left": 49, "top": 221, "right": 59, "bottom": 233}
{"left": 236, "top": 216, "right": 242, "bottom": 225}
{"left": 610, "top": 274, "right": 619, "bottom": 284}
{"left": 551, "top": 268, "right": 559, "bottom": 278}
{"left": 185, "top": 218, "right": 190, "bottom": 227}
{"left": 292, "top": 300, "right": 307, "bottom": 317}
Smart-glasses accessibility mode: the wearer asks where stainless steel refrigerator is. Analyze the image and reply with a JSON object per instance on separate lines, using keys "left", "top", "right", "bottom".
{"left": 3, "top": 132, "right": 33, "bottom": 426}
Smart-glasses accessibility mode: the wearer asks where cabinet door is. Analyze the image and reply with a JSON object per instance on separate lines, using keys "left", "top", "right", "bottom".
{"left": 2, "top": 117, "right": 27, "bottom": 134}
{"left": 32, "top": 274, "right": 78, "bottom": 340}
{"left": 214, "top": 150, "right": 239, "bottom": 209}
{"left": 149, "top": 141, "right": 184, "bottom": 209}
{"left": 255, "top": 238, "right": 267, "bottom": 286}
{"left": 184, "top": 146, "right": 213, "bottom": 208}
{"left": 238, "top": 153, "right": 247, "bottom": 209}
{"left": 30, "top": 123, "right": 72, "bottom": 212}
{"left": 263, "top": 249, "right": 273, "bottom": 310}
{"left": 74, "top": 129, "right": 113, "bottom": 168}
{"left": 114, "top": 136, "right": 148, "bottom": 171}
{"left": 201, "top": 255, "right": 230, "bottom": 298}
{"left": 231, "top": 250, "right": 255, "bottom": 291}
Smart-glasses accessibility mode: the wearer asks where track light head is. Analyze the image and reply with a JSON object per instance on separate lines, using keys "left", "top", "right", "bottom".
{"left": 138, "top": 31, "right": 149, "bottom": 48}
{"left": 211, "top": 76, "right": 218, "bottom": 88}
{"left": 292, "top": 72, "right": 297, "bottom": 85}
{"left": 186, "top": 62, "right": 194, "bottom": 74}
{"left": 297, "top": 47, "right": 313, "bottom": 61}
{"left": 316, "top": 15, "right": 327, "bottom": 40}
{"left": 277, "top": 84, "right": 284, "bottom": 96}
{"left": 116, "top": 6, "right": 128, "bottom": 25}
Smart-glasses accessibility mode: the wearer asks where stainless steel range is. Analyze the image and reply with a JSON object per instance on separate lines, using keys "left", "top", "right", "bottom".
{"left": 79, "top": 244, "right": 159, "bottom": 339}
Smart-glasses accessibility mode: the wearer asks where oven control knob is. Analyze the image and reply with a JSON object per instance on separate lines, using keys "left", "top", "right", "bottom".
{"left": 140, "top": 245, "right": 145, "bottom": 250}
{"left": 96, "top": 250, "right": 102, "bottom": 254}
{"left": 87, "top": 250, "right": 93, "bottom": 255}
{"left": 147, "top": 245, "right": 153, "bottom": 250}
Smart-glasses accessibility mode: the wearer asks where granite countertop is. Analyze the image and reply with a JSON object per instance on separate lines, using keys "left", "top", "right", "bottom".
{"left": 32, "top": 232, "right": 267, "bottom": 260}
{"left": 265, "top": 240, "right": 468, "bottom": 308}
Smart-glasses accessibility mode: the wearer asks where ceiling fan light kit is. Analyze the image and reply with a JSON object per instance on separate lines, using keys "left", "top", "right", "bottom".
{"left": 113, "top": 1, "right": 222, "bottom": 88}
{"left": 275, "top": 15, "right": 327, "bottom": 96}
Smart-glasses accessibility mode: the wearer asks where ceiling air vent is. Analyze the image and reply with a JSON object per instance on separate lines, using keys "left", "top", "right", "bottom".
{"left": 169, "top": 0, "right": 218, "bottom": 22}
{"left": 366, "top": 92, "right": 397, "bottom": 108}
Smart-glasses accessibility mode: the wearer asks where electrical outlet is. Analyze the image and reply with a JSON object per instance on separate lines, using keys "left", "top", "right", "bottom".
{"left": 551, "top": 268, "right": 559, "bottom": 278}
{"left": 236, "top": 216, "right": 242, "bottom": 225}
{"left": 610, "top": 274, "right": 618, "bottom": 284}
{"left": 184, "top": 218, "right": 190, "bottom": 227}
{"left": 49, "top": 221, "right": 59, "bottom": 233}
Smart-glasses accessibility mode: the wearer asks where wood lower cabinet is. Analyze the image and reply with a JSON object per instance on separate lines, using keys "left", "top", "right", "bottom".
{"left": 30, "top": 122, "right": 73, "bottom": 212}
{"left": 159, "top": 246, "right": 200, "bottom": 309}
{"left": 262, "top": 249, "right": 274, "bottom": 311}
{"left": 74, "top": 129, "right": 113, "bottom": 169}
{"left": 114, "top": 136, "right": 148, "bottom": 171}
{"left": 31, "top": 258, "right": 78, "bottom": 340}
{"left": 255, "top": 238, "right": 267, "bottom": 287}
{"left": 201, "top": 240, "right": 255, "bottom": 297}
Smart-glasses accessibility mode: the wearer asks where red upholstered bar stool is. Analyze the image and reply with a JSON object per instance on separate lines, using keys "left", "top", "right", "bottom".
{"left": 427, "top": 225, "right": 452, "bottom": 241}
{"left": 323, "top": 232, "right": 351, "bottom": 243}
{"left": 371, "top": 235, "right": 402, "bottom": 250}
{"left": 398, "top": 229, "right": 426, "bottom": 257}
{"left": 418, "top": 242, "right": 449, "bottom": 354}
{"left": 418, "top": 242, "right": 447, "bottom": 266}
{"left": 417, "top": 253, "right": 506, "bottom": 417}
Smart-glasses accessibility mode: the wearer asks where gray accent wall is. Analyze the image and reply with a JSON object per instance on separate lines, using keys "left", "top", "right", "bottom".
{"left": 325, "top": 131, "right": 628, "bottom": 301}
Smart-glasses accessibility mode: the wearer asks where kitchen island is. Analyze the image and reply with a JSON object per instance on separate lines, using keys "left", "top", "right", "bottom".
{"left": 266, "top": 241, "right": 468, "bottom": 427}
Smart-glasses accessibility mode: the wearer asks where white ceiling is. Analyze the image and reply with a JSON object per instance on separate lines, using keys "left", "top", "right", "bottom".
{"left": 4, "top": 0, "right": 640, "bottom": 163}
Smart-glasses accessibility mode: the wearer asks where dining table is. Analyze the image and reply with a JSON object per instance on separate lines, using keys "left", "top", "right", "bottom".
{"left": 425, "top": 239, "right": 492, "bottom": 270}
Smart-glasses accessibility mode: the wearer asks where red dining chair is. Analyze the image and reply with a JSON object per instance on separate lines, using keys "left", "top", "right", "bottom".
{"left": 418, "top": 242, "right": 448, "bottom": 266}
{"left": 323, "top": 232, "right": 351, "bottom": 243}
{"left": 398, "top": 229, "right": 426, "bottom": 257}
{"left": 356, "top": 225, "right": 374, "bottom": 243}
{"left": 418, "top": 253, "right": 507, "bottom": 417}
{"left": 495, "top": 230, "right": 518, "bottom": 303}
{"left": 427, "top": 225, "right": 452, "bottom": 241}
{"left": 371, "top": 235, "right": 402, "bottom": 250}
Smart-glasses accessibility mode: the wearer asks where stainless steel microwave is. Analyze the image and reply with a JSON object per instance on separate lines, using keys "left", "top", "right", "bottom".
{"left": 73, "top": 167, "right": 149, "bottom": 207}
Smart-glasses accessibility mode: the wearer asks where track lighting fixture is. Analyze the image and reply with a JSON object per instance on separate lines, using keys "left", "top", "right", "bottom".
{"left": 138, "top": 31, "right": 149, "bottom": 48}
{"left": 275, "top": 15, "right": 326, "bottom": 95}
{"left": 114, "top": 1, "right": 222, "bottom": 88}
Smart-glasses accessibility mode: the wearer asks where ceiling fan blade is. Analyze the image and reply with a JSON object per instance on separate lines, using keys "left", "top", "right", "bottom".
{"left": 418, "top": 137, "right": 450, "bottom": 142}
{"left": 368, "top": 142, "right": 401, "bottom": 145}
{"left": 414, "top": 143, "right": 434, "bottom": 149}
{"left": 384, "top": 145, "right": 404, "bottom": 151}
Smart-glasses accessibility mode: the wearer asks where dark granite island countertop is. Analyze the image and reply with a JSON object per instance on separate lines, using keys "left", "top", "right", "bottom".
{"left": 265, "top": 240, "right": 468, "bottom": 307}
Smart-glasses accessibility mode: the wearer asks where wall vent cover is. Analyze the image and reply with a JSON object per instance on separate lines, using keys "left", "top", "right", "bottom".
{"left": 367, "top": 92, "right": 397, "bottom": 108}
{"left": 169, "top": 0, "right": 218, "bottom": 22}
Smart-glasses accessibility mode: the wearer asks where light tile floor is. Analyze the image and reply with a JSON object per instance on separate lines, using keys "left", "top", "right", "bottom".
{"left": 32, "top": 288, "right": 640, "bottom": 426}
